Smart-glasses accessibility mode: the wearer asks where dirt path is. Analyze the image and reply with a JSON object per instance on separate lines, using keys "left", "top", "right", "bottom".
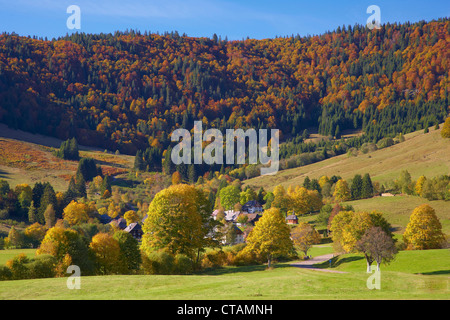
{"left": 290, "top": 254, "right": 348, "bottom": 273}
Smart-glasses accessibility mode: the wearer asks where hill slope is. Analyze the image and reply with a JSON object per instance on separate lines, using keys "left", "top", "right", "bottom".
{"left": 0, "top": 20, "right": 449, "bottom": 154}
{"left": 244, "top": 124, "right": 450, "bottom": 190}
{"left": 0, "top": 125, "right": 133, "bottom": 191}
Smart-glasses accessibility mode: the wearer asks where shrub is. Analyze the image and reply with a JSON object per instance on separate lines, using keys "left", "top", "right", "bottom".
{"left": 142, "top": 250, "right": 175, "bottom": 275}
{"left": 173, "top": 254, "right": 194, "bottom": 274}
{"left": 0, "top": 265, "right": 12, "bottom": 281}
{"left": 6, "top": 253, "right": 30, "bottom": 280}
{"left": 26, "top": 255, "right": 57, "bottom": 279}
{"left": 201, "top": 250, "right": 227, "bottom": 269}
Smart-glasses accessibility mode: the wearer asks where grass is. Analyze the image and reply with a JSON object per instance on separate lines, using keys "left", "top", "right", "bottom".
{"left": 0, "top": 247, "right": 448, "bottom": 300}
{"left": 0, "top": 249, "right": 36, "bottom": 265}
{"left": 0, "top": 136, "right": 133, "bottom": 192}
{"left": 325, "top": 249, "right": 450, "bottom": 275}
{"left": 244, "top": 125, "right": 450, "bottom": 191}
{"left": 345, "top": 195, "right": 450, "bottom": 236}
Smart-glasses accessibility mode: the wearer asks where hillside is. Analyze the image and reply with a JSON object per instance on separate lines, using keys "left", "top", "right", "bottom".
{"left": 244, "top": 124, "right": 450, "bottom": 190}
{"left": 0, "top": 19, "right": 449, "bottom": 157}
{"left": 0, "top": 124, "right": 134, "bottom": 192}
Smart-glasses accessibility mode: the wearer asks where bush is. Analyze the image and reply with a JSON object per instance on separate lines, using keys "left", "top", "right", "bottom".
{"left": 232, "top": 249, "right": 260, "bottom": 266}
{"left": 26, "top": 255, "right": 57, "bottom": 279}
{"left": 173, "top": 254, "right": 194, "bottom": 274}
{"left": 142, "top": 250, "right": 175, "bottom": 275}
{"left": 0, "top": 265, "right": 12, "bottom": 281}
{"left": 201, "top": 250, "right": 227, "bottom": 269}
{"left": 3, "top": 253, "right": 57, "bottom": 280}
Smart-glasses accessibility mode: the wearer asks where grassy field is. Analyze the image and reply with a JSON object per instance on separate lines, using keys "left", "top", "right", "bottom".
{"left": 0, "top": 247, "right": 448, "bottom": 300}
{"left": 244, "top": 125, "right": 450, "bottom": 191}
{"left": 345, "top": 195, "right": 450, "bottom": 236}
{"left": 0, "top": 249, "right": 36, "bottom": 265}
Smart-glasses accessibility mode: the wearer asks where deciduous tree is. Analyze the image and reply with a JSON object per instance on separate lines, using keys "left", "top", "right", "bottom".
{"left": 243, "top": 207, "right": 293, "bottom": 268}
{"left": 403, "top": 204, "right": 445, "bottom": 250}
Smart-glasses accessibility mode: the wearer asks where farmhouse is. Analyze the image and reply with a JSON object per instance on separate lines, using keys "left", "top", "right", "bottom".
{"left": 124, "top": 222, "right": 143, "bottom": 240}
{"left": 286, "top": 214, "right": 298, "bottom": 225}
{"left": 242, "top": 200, "right": 263, "bottom": 213}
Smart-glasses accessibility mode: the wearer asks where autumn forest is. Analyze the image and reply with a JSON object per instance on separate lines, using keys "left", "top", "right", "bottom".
{"left": 0, "top": 19, "right": 449, "bottom": 165}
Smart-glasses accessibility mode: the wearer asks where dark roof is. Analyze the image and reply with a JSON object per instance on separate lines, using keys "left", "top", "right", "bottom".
{"left": 243, "top": 200, "right": 262, "bottom": 207}
{"left": 99, "top": 214, "right": 112, "bottom": 224}
{"left": 111, "top": 217, "right": 127, "bottom": 229}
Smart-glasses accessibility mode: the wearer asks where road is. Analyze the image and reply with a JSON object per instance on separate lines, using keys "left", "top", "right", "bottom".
{"left": 290, "top": 254, "right": 348, "bottom": 273}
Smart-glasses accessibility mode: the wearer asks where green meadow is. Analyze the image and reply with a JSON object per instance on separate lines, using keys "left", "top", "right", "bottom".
{"left": 0, "top": 247, "right": 448, "bottom": 300}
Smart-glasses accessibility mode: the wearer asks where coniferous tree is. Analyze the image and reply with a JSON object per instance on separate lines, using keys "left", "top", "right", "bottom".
{"left": 361, "top": 173, "right": 374, "bottom": 199}
{"left": 351, "top": 174, "right": 363, "bottom": 200}
{"left": 38, "top": 183, "right": 57, "bottom": 224}
{"left": 27, "top": 201, "right": 37, "bottom": 223}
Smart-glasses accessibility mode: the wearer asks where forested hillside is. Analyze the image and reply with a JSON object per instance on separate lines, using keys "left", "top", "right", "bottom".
{"left": 0, "top": 19, "right": 449, "bottom": 158}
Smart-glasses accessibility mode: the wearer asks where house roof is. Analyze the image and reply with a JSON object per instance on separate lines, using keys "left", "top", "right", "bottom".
{"left": 124, "top": 222, "right": 142, "bottom": 232}
{"left": 99, "top": 214, "right": 112, "bottom": 224}
{"left": 225, "top": 210, "right": 240, "bottom": 221}
{"left": 243, "top": 200, "right": 262, "bottom": 207}
{"left": 286, "top": 215, "right": 298, "bottom": 220}
{"left": 110, "top": 217, "right": 127, "bottom": 229}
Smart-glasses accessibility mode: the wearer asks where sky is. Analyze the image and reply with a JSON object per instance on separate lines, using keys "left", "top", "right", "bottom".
{"left": 0, "top": 0, "right": 449, "bottom": 40}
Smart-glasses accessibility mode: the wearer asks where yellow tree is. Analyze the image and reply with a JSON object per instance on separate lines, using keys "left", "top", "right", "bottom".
{"left": 414, "top": 176, "right": 427, "bottom": 196}
{"left": 441, "top": 117, "right": 450, "bottom": 138}
{"left": 124, "top": 210, "right": 139, "bottom": 226}
{"left": 37, "top": 225, "right": 94, "bottom": 275}
{"left": 403, "top": 204, "right": 445, "bottom": 250}
{"left": 171, "top": 171, "right": 182, "bottom": 185}
{"left": 333, "top": 179, "right": 351, "bottom": 202}
{"left": 141, "top": 184, "right": 217, "bottom": 261}
{"left": 331, "top": 210, "right": 394, "bottom": 271}
{"left": 272, "top": 185, "right": 292, "bottom": 213}
{"left": 24, "top": 222, "right": 47, "bottom": 248}
{"left": 63, "top": 200, "right": 89, "bottom": 226}
{"left": 89, "top": 232, "right": 124, "bottom": 274}
{"left": 291, "top": 222, "right": 321, "bottom": 257}
{"left": 243, "top": 207, "right": 293, "bottom": 268}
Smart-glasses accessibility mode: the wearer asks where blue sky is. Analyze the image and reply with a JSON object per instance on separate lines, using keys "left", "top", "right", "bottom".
{"left": 0, "top": 0, "right": 449, "bottom": 40}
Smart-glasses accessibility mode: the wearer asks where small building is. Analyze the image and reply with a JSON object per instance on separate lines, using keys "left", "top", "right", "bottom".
{"left": 242, "top": 200, "right": 263, "bottom": 214}
{"left": 246, "top": 213, "right": 261, "bottom": 226}
{"left": 286, "top": 214, "right": 298, "bottom": 225}
{"left": 224, "top": 210, "right": 241, "bottom": 222}
{"left": 225, "top": 225, "right": 245, "bottom": 245}
{"left": 124, "top": 222, "right": 143, "bottom": 240}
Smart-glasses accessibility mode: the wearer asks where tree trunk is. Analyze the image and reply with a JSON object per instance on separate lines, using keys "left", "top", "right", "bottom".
{"left": 367, "top": 261, "right": 372, "bottom": 273}
{"left": 364, "top": 253, "right": 373, "bottom": 273}
{"left": 267, "top": 254, "right": 272, "bottom": 268}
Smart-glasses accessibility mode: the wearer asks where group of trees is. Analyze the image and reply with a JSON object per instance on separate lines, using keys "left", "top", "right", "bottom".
{"left": 328, "top": 203, "right": 446, "bottom": 272}
{"left": 0, "top": 222, "right": 142, "bottom": 280}
{"left": 56, "top": 138, "right": 79, "bottom": 160}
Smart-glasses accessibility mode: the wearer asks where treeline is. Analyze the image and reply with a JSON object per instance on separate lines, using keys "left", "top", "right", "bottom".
{"left": 0, "top": 159, "right": 108, "bottom": 225}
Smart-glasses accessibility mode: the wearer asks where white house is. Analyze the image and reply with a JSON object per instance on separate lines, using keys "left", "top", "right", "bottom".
{"left": 242, "top": 200, "right": 263, "bottom": 213}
